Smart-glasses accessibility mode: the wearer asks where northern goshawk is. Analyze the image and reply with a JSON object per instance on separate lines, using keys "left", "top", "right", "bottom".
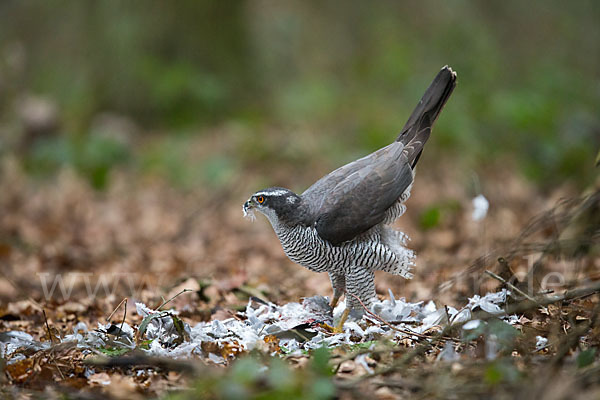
{"left": 244, "top": 66, "right": 457, "bottom": 329}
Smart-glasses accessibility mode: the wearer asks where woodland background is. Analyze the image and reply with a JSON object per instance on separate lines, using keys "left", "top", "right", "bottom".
{"left": 0, "top": 1, "right": 599, "bottom": 399}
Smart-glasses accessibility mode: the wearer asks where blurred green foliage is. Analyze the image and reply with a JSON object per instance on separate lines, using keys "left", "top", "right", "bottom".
{"left": 27, "top": 135, "right": 130, "bottom": 189}
{"left": 419, "top": 199, "right": 462, "bottom": 230}
{"left": 577, "top": 348, "right": 597, "bottom": 369}
{"left": 462, "top": 318, "right": 523, "bottom": 386}
{"left": 167, "top": 347, "right": 335, "bottom": 400}
{"left": 419, "top": 206, "right": 442, "bottom": 230}
{"left": 462, "top": 319, "right": 520, "bottom": 350}
{"left": 0, "top": 1, "right": 598, "bottom": 189}
{"left": 484, "top": 359, "right": 522, "bottom": 386}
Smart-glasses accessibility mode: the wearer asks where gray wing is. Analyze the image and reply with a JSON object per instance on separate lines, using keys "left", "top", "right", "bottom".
{"left": 301, "top": 67, "right": 457, "bottom": 245}
{"left": 302, "top": 142, "right": 413, "bottom": 245}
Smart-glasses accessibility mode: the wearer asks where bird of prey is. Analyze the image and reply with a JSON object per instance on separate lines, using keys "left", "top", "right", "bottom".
{"left": 244, "top": 66, "right": 457, "bottom": 330}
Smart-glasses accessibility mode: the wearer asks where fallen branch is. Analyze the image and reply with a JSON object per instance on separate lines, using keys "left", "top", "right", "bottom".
{"left": 85, "top": 352, "right": 202, "bottom": 375}
{"left": 500, "top": 280, "right": 600, "bottom": 316}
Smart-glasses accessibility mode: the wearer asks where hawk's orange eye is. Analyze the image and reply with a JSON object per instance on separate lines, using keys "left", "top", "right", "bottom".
{"left": 257, "top": 195, "right": 265, "bottom": 204}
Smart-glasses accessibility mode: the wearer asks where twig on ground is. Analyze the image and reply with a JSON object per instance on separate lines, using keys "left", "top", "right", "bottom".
{"left": 54, "top": 363, "right": 66, "bottom": 380}
{"left": 534, "top": 282, "right": 600, "bottom": 307}
{"left": 42, "top": 308, "right": 53, "bottom": 344}
{"left": 474, "top": 280, "right": 600, "bottom": 320}
{"left": 51, "top": 356, "right": 66, "bottom": 381}
{"left": 157, "top": 289, "right": 193, "bottom": 311}
{"left": 120, "top": 299, "right": 127, "bottom": 335}
{"left": 106, "top": 297, "right": 127, "bottom": 322}
{"left": 485, "top": 269, "right": 540, "bottom": 305}
{"left": 348, "top": 293, "right": 457, "bottom": 342}
{"left": 106, "top": 297, "right": 128, "bottom": 338}
{"left": 444, "top": 305, "right": 452, "bottom": 325}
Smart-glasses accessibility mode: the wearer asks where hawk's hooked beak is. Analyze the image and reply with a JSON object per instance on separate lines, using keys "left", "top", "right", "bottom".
{"left": 243, "top": 199, "right": 256, "bottom": 221}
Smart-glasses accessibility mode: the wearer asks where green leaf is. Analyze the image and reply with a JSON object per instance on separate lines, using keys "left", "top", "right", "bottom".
{"left": 462, "top": 318, "right": 519, "bottom": 350}
{"left": 484, "top": 360, "right": 521, "bottom": 385}
{"left": 462, "top": 320, "right": 487, "bottom": 342}
{"left": 137, "top": 311, "right": 170, "bottom": 341}
{"left": 487, "top": 319, "right": 519, "bottom": 347}
{"left": 309, "top": 376, "right": 336, "bottom": 400}
{"left": 138, "top": 339, "right": 153, "bottom": 350}
{"left": 484, "top": 362, "right": 502, "bottom": 385}
{"left": 419, "top": 206, "right": 441, "bottom": 230}
{"left": 230, "top": 357, "right": 263, "bottom": 384}
{"left": 171, "top": 314, "right": 191, "bottom": 345}
{"left": 310, "top": 346, "right": 333, "bottom": 376}
{"left": 267, "top": 358, "right": 294, "bottom": 390}
{"left": 347, "top": 341, "right": 378, "bottom": 351}
{"left": 577, "top": 348, "right": 596, "bottom": 368}
{"left": 98, "top": 346, "right": 131, "bottom": 357}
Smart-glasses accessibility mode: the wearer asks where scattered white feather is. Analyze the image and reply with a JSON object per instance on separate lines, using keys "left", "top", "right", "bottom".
{"left": 355, "top": 353, "right": 374, "bottom": 374}
{"left": 467, "top": 289, "right": 509, "bottom": 314}
{"left": 0, "top": 331, "right": 50, "bottom": 359}
{"left": 472, "top": 194, "right": 489, "bottom": 221}
{"left": 0, "top": 289, "right": 517, "bottom": 362}
{"left": 463, "top": 319, "right": 482, "bottom": 330}
{"left": 536, "top": 335, "right": 548, "bottom": 350}
{"left": 486, "top": 334, "right": 499, "bottom": 360}
{"left": 436, "top": 341, "right": 460, "bottom": 362}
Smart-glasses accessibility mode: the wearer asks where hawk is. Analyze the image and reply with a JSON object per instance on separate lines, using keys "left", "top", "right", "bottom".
{"left": 244, "top": 66, "right": 457, "bottom": 330}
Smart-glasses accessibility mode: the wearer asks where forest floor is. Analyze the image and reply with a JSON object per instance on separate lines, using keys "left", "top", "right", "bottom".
{"left": 1, "top": 153, "right": 599, "bottom": 399}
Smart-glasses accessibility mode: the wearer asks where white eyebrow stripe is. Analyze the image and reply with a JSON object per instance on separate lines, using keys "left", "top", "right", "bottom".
{"left": 255, "top": 189, "right": 289, "bottom": 197}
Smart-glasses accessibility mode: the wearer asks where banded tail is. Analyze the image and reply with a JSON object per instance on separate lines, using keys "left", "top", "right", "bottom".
{"left": 397, "top": 66, "right": 457, "bottom": 168}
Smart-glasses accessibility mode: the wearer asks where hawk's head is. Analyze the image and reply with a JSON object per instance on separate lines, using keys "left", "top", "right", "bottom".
{"left": 243, "top": 187, "right": 303, "bottom": 226}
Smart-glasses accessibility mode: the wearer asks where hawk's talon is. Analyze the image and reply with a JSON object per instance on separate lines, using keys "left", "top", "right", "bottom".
{"left": 333, "top": 308, "right": 350, "bottom": 334}
{"left": 319, "top": 308, "right": 350, "bottom": 333}
{"left": 318, "top": 322, "right": 336, "bottom": 333}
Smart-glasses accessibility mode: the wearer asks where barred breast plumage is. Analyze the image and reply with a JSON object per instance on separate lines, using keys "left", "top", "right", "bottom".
{"left": 272, "top": 221, "right": 415, "bottom": 279}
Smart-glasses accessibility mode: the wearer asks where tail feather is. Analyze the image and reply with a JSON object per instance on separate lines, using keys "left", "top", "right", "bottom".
{"left": 397, "top": 65, "right": 457, "bottom": 168}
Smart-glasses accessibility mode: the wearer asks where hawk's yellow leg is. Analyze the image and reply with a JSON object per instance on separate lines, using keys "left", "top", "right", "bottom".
{"left": 333, "top": 308, "right": 350, "bottom": 333}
